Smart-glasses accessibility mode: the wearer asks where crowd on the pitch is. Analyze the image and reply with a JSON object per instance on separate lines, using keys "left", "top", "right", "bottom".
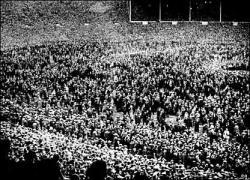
{"left": 0, "top": 24, "right": 250, "bottom": 180}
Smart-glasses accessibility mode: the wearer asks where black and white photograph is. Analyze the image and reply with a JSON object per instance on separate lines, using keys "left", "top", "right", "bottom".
{"left": 0, "top": 1, "right": 249, "bottom": 180}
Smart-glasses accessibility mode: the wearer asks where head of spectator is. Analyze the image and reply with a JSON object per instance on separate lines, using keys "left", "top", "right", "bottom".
{"left": 86, "top": 160, "right": 107, "bottom": 180}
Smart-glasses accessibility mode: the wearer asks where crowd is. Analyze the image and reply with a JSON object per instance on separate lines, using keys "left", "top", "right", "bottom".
{"left": 0, "top": 23, "right": 250, "bottom": 180}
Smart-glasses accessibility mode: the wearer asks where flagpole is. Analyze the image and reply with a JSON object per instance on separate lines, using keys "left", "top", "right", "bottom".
{"left": 129, "top": 0, "right": 132, "bottom": 22}
{"left": 219, "top": 0, "right": 222, "bottom": 22}
{"left": 189, "top": 0, "right": 192, "bottom": 21}
{"left": 159, "top": 0, "right": 161, "bottom": 22}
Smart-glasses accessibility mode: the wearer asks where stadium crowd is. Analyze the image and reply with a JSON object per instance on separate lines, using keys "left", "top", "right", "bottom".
{"left": 0, "top": 23, "right": 250, "bottom": 180}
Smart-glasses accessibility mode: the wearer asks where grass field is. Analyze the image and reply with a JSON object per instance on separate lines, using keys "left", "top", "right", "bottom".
{"left": 0, "top": 1, "right": 128, "bottom": 50}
